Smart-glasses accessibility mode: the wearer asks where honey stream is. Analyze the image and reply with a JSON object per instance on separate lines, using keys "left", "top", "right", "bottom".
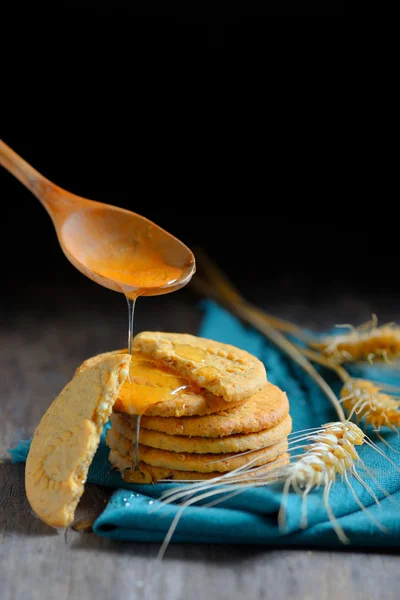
{"left": 126, "top": 297, "right": 137, "bottom": 356}
{"left": 86, "top": 232, "right": 192, "bottom": 480}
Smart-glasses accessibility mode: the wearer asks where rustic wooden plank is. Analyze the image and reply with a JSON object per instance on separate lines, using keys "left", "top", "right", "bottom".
{"left": 1, "top": 286, "right": 399, "bottom": 600}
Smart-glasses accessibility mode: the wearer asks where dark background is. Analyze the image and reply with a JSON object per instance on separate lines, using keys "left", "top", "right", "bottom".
{"left": 1, "top": 124, "right": 377, "bottom": 299}
{"left": 2, "top": 121, "right": 396, "bottom": 327}
{"left": 3, "top": 9, "right": 397, "bottom": 342}
{"left": 1, "top": 121, "right": 394, "bottom": 298}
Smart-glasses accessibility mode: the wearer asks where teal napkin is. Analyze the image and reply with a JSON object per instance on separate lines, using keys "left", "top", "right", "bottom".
{"left": 10, "top": 301, "right": 400, "bottom": 547}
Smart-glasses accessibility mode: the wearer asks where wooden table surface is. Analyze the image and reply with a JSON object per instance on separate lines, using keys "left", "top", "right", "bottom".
{"left": 1, "top": 281, "right": 399, "bottom": 600}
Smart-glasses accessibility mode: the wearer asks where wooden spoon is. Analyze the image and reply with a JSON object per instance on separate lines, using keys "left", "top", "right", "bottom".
{"left": 0, "top": 139, "right": 195, "bottom": 297}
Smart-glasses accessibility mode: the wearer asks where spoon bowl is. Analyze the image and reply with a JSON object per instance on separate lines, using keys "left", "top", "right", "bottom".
{"left": 60, "top": 203, "right": 195, "bottom": 296}
{"left": 0, "top": 140, "right": 195, "bottom": 296}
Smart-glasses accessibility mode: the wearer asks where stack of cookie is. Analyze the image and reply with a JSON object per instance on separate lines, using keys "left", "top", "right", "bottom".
{"left": 106, "top": 332, "right": 292, "bottom": 483}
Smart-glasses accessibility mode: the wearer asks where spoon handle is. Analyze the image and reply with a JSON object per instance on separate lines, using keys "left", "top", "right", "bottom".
{"left": 0, "top": 138, "right": 53, "bottom": 195}
{"left": 0, "top": 139, "right": 78, "bottom": 222}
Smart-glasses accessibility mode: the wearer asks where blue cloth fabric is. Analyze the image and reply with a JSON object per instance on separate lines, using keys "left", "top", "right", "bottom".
{"left": 10, "top": 301, "right": 400, "bottom": 547}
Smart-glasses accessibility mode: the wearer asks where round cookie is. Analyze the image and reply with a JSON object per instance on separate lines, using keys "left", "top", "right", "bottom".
{"left": 74, "top": 349, "right": 123, "bottom": 376}
{"left": 25, "top": 353, "right": 131, "bottom": 528}
{"left": 133, "top": 331, "right": 267, "bottom": 402}
{"left": 139, "top": 383, "right": 289, "bottom": 437}
{"left": 110, "top": 412, "right": 292, "bottom": 454}
{"left": 109, "top": 449, "right": 290, "bottom": 482}
{"left": 76, "top": 349, "right": 246, "bottom": 417}
{"left": 144, "top": 393, "right": 245, "bottom": 418}
{"left": 106, "top": 428, "right": 288, "bottom": 473}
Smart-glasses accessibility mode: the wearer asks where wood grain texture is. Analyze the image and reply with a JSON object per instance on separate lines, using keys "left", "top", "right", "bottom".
{"left": 1, "top": 283, "right": 399, "bottom": 600}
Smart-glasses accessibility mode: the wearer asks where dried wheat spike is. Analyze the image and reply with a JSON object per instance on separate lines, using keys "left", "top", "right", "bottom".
{"left": 341, "top": 378, "right": 400, "bottom": 431}
{"left": 277, "top": 421, "right": 367, "bottom": 543}
{"left": 313, "top": 314, "right": 400, "bottom": 364}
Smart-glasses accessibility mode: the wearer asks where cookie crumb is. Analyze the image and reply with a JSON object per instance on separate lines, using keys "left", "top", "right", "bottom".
{"left": 71, "top": 519, "right": 94, "bottom": 533}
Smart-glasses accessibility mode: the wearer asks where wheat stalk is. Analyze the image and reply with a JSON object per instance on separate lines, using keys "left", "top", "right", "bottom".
{"left": 194, "top": 248, "right": 400, "bottom": 367}
{"left": 312, "top": 314, "right": 400, "bottom": 365}
{"left": 300, "top": 348, "right": 400, "bottom": 437}
{"left": 340, "top": 379, "right": 400, "bottom": 433}
{"left": 193, "top": 250, "right": 345, "bottom": 422}
{"left": 194, "top": 250, "right": 400, "bottom": 436}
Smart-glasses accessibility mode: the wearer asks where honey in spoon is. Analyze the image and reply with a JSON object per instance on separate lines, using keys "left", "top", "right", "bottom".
{"left": 86, "top": 234, "right": 184, "bottom": 294}
{"left": 83, "top": 229, "right": 189, "bottom": 352}
{"left": 0, "top": 139, "right": 195, "bottom": 302}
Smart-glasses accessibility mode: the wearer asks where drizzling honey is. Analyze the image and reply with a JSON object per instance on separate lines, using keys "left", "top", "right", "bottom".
{"left": 71, "top": 520, "right": 94, "bottom": 533}
{"left": 173, "top": 343, "right": 207, "bottom": 362}
{"left": 114, "top": 351, "right": 198, "bottom": 415}
{"left": 87, "top": 233, "right": 195, "bottom": 477}
{"left": 172, "top": 344, "right": 220, "bottom": 384}
{"left": 133, "top": 414, "right": 141, "bottom": 474}
{"left": 123, "top": 468, "right": 153, "bottom": 484}
{"left": 115, "top": 351, "right": 200, "bottom": 475}
{"left": 127, "top": 297, "right": 137, "bottom": 356}
{"left": 196, "top": 366, "right": 220, "bottom": 381}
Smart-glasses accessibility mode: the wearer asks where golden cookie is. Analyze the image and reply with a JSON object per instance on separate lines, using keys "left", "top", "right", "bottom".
{"left": 110, "top": 412, "right": 292, "bottom": 454}
{"left": 25, "top": 353, "right": 131, "bottom": 528}
{"left": 109, "top": 449, "right": 289, "bottom": 482}
{"left": 106, "top": 428, "right": 288, "bottom": 473}
{"left": 143, "top": 394, "right": 245, "bottom": 418}
{"left": 140, "top": 383, "right": 289, "bottom": 437}
{"left": 76, "top": 349, "right": 245, "bottom": 417}
{"left": 74, "top": 349, "right": 123, "bottom": 376}
{"left": 133, "top": 332, "right": 267, "bottom": 402}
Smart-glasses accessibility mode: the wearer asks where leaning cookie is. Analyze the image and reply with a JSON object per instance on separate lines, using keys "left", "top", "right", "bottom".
{"left": 25, "top": 353, "right": 131, "bottom": 528}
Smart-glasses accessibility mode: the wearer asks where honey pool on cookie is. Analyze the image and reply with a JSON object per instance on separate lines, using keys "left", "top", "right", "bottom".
{"left": 115, "top": 350, "right": 204, "bottom": 416}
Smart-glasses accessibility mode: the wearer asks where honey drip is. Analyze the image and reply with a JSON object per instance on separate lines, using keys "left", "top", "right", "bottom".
{"left": 115, "top": 350, "right": 201, "bottom": 480}
{"left": 173, "top": 343, "right": 207, "bottom": 362}
{"left": 196, "top": 366, "right": 220, "bottom": 381}
{"left": 71, "top": 520, "right": 94, "bottom": 533}
{"left": 123, "top": 468, "right": 152, "bottom": 484}
{"left": 86, "top": 232, "right": 193, "bottom": 481}
{"left": 133, "top": 415, "right": 141, "bottom": 471}
{"left": 126, "top": 297, "right": 137, "bottom": 356}
{"left": 115, "top": 352, "right": 198, "bottom": 415}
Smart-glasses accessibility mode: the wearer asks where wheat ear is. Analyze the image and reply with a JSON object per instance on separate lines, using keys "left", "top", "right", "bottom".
{"left": 311, "top": 314, "right": 400, "bottom": 365}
